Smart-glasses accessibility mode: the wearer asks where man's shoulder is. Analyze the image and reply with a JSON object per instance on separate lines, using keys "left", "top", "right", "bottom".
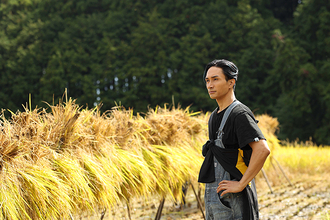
{"left": 230, "top": 101, "right": 259, "bottom": 124}
{"left": 232, "top": 101, "right": 254, "bottom": 116}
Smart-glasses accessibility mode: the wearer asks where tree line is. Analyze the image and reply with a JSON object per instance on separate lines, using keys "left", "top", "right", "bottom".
{"left": 0, "top": 0, "right": 329, "bottom": 144}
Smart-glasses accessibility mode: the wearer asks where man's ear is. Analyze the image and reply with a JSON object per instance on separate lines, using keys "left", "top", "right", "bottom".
{"left": 229, "top": 79, "right": 235, "bottom": 88}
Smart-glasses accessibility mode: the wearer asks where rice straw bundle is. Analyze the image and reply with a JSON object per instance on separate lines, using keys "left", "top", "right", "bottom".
{"left": 255, "top": 114, "right": 281, "bottom": 152}
{"left": 142, "top": 105, "right": 204, "bottom": 146}
{"left": 0, "top": 98, "right": 281, "bottom": 219}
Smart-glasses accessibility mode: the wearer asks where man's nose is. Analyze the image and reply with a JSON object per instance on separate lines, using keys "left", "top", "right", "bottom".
{"left": 207, "top": 82, "right": 213, "bottom": 89}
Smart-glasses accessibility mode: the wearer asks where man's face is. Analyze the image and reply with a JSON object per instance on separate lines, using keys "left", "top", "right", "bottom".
{"left": 205, "top": 66, "right": 234, "bottom": 100}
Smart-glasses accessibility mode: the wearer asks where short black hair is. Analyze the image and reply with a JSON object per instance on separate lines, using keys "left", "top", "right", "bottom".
{"left": 203, "top": 59, "right": 239, "bottom": 83}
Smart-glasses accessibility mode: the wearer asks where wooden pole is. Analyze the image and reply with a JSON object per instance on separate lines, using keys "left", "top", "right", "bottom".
{"left": 197, "top": 184, "right": 202, "bottom": 209}
{"left": 69, "top": 213, "right": 74, "bottom": 220}
{"left": 190, "top": 183, "right": 206, "bottom": 220}
{"left": 154, "top": 197, "right": 165, "bottom": 220}
{"left": 261, "top": 168, "right": 274, "bottom": 194}
{"left": 272, "top": 156, "right": 294, "bottom": 187}
{"left": 270, "top": 157, "right": 282, "bottom": 180}
{"left": 100, "top": 208, "right": 106, "bottom": 220}
{"left": 127, "top": 202, "right": 132, "bottom": 220}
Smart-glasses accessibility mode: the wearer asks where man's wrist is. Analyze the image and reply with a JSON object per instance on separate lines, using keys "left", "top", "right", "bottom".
{"left": 238, "top": 180, "right": 248, "bottom": 190}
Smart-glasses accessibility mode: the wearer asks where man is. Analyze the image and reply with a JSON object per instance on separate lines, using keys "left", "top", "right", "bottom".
{"left": 198, "top": 59, "right": 270, "bottom": 220}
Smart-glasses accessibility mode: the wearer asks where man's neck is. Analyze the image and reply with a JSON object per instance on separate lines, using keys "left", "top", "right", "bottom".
{"left": 216, "top": 95, "right": 236, "bottom": 112}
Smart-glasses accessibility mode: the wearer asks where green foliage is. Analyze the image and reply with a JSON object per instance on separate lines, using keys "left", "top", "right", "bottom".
{"left": 279, "top": 0, "right": 330, "bottom": 144}
{"left": 0, "top": 0, "right": 330, "bottom": 144}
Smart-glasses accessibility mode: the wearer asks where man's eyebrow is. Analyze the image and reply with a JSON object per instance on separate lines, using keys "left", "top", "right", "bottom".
{"left": 205, "top": 75, "right": 220, "bottom": 79}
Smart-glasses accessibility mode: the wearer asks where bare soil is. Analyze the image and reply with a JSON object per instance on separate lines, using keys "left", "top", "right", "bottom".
{"left": 78, "top": 175, "right": 330, "bottom": 220}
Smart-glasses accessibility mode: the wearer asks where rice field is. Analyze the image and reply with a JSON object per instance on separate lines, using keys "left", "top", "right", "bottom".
{"left": 0, "top": 99, "right": 329, "bottom": 219}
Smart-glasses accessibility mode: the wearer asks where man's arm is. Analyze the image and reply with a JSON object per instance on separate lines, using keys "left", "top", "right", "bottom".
{"left": 217, "top": 139, "right": 270, "bottom": 195}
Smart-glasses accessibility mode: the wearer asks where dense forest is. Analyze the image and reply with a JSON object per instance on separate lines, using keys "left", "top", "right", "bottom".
{"left": 0, "top": 0, "right": 329, "bottom": 144}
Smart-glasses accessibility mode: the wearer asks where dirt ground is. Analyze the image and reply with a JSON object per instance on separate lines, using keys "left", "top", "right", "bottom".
{"left": 77, "top": 175, "right": 330, "bottom": 220}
